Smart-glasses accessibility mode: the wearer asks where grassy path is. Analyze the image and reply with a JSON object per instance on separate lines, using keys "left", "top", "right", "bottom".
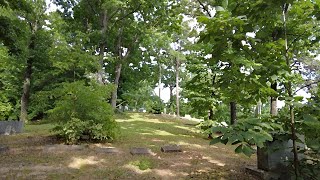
{"left": 0, "top": 113, "right": 256, "bottom": 179}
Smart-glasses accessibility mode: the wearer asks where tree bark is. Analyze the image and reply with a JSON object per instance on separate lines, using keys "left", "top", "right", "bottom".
{"left": 158, "top": 63, "right": 161, "bottom": 99}
{"left": 282, "top": 3, "right": 299, "bottom": 177}
{"left": 20, "top": 22, "right": 37, "bottom": 122}
{"left": 255, "top": 99, "right": 262, "bottom": 116}
{"left": 20, "top": 61, "right": 32, "bottom": 122}
{"left": 97, "top": 10, "right": 108, "bottom": 84}
{"left": 111, "top": 63, "right": 122, "bottom": 108}
{"left": 230, "top": 101, "right": 236, "bottom": 124}
{"left": 169, "top": 86, "right": 174, "bottom": 103}
{"left": 175, "top": 58, "right": 180, "bottom": 117}
{"left": 209, "top": 74, "right": 216, "bottom": 120}
{"left": 270, "top": 82, "right": 278, "bottom": 115}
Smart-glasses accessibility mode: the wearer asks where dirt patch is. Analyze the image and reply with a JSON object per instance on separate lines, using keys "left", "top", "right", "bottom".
{"left": 0, "top": 114, "right": 257, "bottom": 179}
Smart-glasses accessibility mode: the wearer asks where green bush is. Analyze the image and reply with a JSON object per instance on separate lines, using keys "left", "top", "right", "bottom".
{"left": 48, "top": 81, "right": 118, "bottom": 144}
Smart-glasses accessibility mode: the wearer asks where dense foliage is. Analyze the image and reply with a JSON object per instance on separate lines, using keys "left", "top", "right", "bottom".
{"left": 49, "top": 81, "right": 118, "bottom": 144}
{"left": 0, "top": 0, "right": 320, "bottom": 178}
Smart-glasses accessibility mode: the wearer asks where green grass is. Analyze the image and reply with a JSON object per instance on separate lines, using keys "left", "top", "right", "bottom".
{"left": 130, "top": 157, "right": 154, "bottom": 170}
{"left": 24, "top": 123, "right": 55, "bottom": 135}
{"left": 0, "top": 113, "right": 256, "bottom": 180}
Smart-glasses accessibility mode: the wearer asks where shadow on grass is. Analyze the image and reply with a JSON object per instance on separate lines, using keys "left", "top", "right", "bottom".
{"left": 0, "top": 145, "right": 249, "bottom": 179}
{"left": 0, "top": 113, "right": 256, "bottom": 180}
{"left": 114, "top": 112, "right": 134, "bottom": 120}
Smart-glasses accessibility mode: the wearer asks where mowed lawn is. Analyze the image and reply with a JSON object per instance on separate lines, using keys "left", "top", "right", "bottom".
{"left": 0, "top": 113, "right": 256, "bottom": 179}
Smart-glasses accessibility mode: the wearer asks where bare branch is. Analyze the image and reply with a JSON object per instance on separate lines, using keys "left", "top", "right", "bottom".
{"left": 294, "top": 80, "right": 320, "bottom": 94}
{"left": 196, "top": 0, "right": 212, "bottom": 17}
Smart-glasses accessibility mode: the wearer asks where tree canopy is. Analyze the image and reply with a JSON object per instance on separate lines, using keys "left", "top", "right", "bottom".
{"left": 1, "top": 0, "right": 320, "bottom": 178}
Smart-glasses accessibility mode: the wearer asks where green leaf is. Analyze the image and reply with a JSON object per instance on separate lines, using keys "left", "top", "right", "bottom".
{"left": 294, "top": 96, "right": 304, "bottom": 102}
{"left": 215, "top": 6, "right": 225, "bottom": 11}
{"left": 242, "top": 144, "right": 255, "bottom": 157}
{"left": 303, "top": 114, "right": 318, "bottom": 122}
{"left": 235, "top": 144, "right": 243, "bottom": 154}
{"left": 210, "top": 136, "right": 222, "bottom": 145}
{"left": 221, "top": 138, "right": 229, "bottom": 145}
{"left": 270, "top": 75, "right": 278, "bottom": 81}
{"left": 197, "top": 16, "right": 209, "bottom": 23}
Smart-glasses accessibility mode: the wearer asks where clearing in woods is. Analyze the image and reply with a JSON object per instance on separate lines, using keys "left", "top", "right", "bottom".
{"left": 0, "top": 113, "right": 256, "bottom": 179}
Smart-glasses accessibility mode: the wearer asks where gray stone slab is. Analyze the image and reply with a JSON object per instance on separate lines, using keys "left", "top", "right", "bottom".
{"left": 257, "top": 134, "right": 305, "bottom": 171}
{"left": 96, "top": 147, "right": 120, "bottom": 154}
{"left": 245, "top": 166, "right": 280, "bottom": 180}
{"left": 0, "top": 121, "right": 23, "bottom": 135}
{"left": 130, "top": 147, "right": 153, "bottom": 155}
{"left": 161, "top": 144, "right": 182, "bottom": 153}
{"left": 0, "top": 145, "right": 9, "bottom": 153}
{"left": 43, "top": 144, "right": 85, "bottom": 152}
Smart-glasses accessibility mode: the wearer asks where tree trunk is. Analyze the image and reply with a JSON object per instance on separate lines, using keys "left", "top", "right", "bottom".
{"left": 209, "top": 74, "right": 216, "bottom": 120}
{"left": 111, "top": 26, "right": 124, "bottom": 109}
{"left": 97, "top": 43, "right": 105, "bottom": 84}
{"left": 209, "top": 109, "right": 214, "bottom": 120}
{"left": 111, "top": 63, "right": 122, "bottom": 108}
{"left": 97, "top": 10, "right": 108, "bottom": 84}
{"left": 282, "top": 3, "right": 299, "bottom": 177}
{"left": 158, "top": 63, "right": 161, "bottom": 99}
{"left": 20, "top": 61, "right": 32, "bottom": 122}
{"left": 20, "top": 22, "right": 37, "bottom": 122}
{"left": 270, "top": 82, "right": 278, "bottom": 115}
{"left": 169, "top": 86, "right": 174, "bottom": 103}
{"left": 175, "top": 58, "right": 180, "bottom": 117}
{"left": 230, "top": 101, "right": 236, "bottom": 124}
{"left": 255, "top": 99, "right": 262, "bottom": 117}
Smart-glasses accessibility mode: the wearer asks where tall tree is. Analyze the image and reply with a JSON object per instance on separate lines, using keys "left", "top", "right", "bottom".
{"left": 0, "top": 0, "right": 53, "bottom": 122}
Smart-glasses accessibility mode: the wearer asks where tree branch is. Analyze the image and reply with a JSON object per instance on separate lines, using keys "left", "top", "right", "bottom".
{"left": 114, "top": 3, "right": 142, "bottom": 24}
{"left": 196, "top": 0, "right": 212, "bottom": 17}
{"left": 294, "top": 79, "right": 320, "bottom": 94}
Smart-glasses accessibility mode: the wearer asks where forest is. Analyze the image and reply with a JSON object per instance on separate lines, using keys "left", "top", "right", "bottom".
{"left": 0, "top": 0, "right": 320, "bottom": 179}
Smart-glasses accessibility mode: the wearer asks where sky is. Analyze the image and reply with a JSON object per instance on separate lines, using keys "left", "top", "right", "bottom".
{"left": 45, "top": 0, "right": 56, "bottom": 11}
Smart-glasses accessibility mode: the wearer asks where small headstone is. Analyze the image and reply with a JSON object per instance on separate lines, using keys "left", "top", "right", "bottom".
{"left": 161, "top": 144, "right": 182, "bottom": 153}
{"left": 44, "top": 144, "right": 85, "bottom": 152}
{"left": 124, "top": 105, "right": 129, "bottom": 111}
{"left": 96, "top": 147, "right": 120, "bottom": 154}
{"left": 81, "top": 135, "right": 90, "bottom": 140}
{"left": 4, "top": 126, "right": 12, "bottom": 135}
{"left": 245, "top": 166, "right": 280, "bottom": 180}
{"left": 0, "top": 145, "right": 9, "bottom": 153}
{"left": 130, "top": 147, "right": 153, "bottom": 155}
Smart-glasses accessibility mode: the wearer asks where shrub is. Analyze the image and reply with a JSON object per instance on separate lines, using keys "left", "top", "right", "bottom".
{"left": 0, "top": 93, "right": 13, "bottom": 120}
{"left": 48, "top": 81, "right": 118, "bottom": 144}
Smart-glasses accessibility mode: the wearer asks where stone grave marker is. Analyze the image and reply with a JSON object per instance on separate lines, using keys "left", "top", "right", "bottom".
{"left": 96, "top": 147, "right": 121, "bottom": 154}
{"left": 44, "top": 144, "right": 85, "bottom": 152}
{"left": 257, "top": 134, "right": 305, "bottom": 171}
{"left": 0, "top": 121, "right": 23, "bottom": 135}
{"left": 130, "top": 147, "right": 153, "bottom": 155}
{"left": 161, "top": 144, "right": 182, "bottom": 153}
{"left": 0, "top": 145, "right": 9, "bottom": 153}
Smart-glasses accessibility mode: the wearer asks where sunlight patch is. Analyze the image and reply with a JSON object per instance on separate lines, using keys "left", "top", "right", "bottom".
{"left": 202, "top": 156, "right": 225, "bottom": 167}
{"left": 68, "top": 156, "right": 105, "bottom": 169}
{"left": 177, "top": 141, "right": 206, "bottom": 149}
{"left": 123, "top": 164, "right": 152, "bottom": 174}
